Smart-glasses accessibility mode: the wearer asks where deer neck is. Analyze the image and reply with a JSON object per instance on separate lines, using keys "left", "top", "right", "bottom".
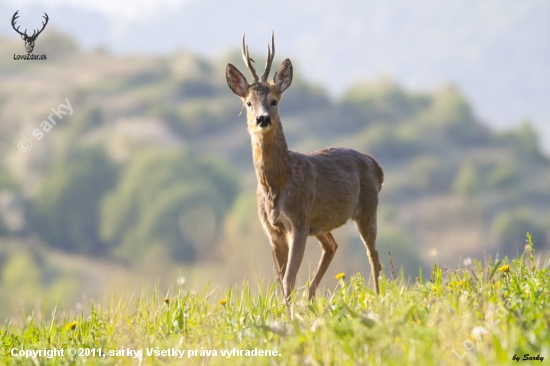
{"left": 251, "top": 122, "right": 290, "bottom": 194}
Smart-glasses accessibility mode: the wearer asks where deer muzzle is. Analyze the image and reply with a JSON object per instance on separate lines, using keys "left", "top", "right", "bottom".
{"left": 256, "top": 115, "right": 272, "bottom": 128}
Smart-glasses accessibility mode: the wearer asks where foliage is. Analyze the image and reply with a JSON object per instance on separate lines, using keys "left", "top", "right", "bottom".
{"left": 30, "top": 147, "right": 117, "bottom": 255}
{"left": 342, "top": 79, "right": 430, "bottom": 128}
{"left": 100, "top": 149, "right": 238, "bottom": 262}
{"left": 492, "top": 210, "right": 547, "bottom": 255}
{"left": 278, "top": 78, "right": 330, "bottom": 116}
{"left": 0, "top": 245, "right": 81, "bottom": 319}
{"left": 453, "top": 158, "right": 521, "bottom": 197}
{"left": 497, "top": 121, "right": 546, "bottom": 161}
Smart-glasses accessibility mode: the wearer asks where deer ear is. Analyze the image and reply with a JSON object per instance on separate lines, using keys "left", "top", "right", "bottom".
{"left": 226, "top": 64, "right": 249, "bottom": 98}
{"left": 273, "top": 59, "right": 293, "bottom": 94}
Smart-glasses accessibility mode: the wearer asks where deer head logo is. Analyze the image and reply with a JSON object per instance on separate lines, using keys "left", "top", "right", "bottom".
{"left": 11, "top": 11, "right": 49, "bottom": 54}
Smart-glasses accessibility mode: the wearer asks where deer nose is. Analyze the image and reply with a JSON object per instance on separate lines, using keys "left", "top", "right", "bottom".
{"left": 256, "top": 115, "right": 271, "bottom": 127}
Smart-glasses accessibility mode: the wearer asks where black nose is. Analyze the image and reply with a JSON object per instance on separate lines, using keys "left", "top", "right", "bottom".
{"left": 256, "top": 115, "right": 271, "bottom": 127}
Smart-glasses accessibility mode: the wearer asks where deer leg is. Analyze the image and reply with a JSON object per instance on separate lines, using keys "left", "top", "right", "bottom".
{"left": 308, "top": 232, "right": 338, "bottom": 300}
{"left": 355, "top": 215, "right": 382, "bottom": 294}
{"left": 272, "top": 243, "right": 289, "bottom": 279}
{"left": 271, "top": 240, "right": 289, "bottom": 297}
{"left": 283, "top": 230, "right": 308, "bottom": 300}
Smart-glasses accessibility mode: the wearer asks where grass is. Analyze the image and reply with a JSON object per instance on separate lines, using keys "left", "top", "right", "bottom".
{"left": 1, "top": 237, "right": 549, "bottom": 365}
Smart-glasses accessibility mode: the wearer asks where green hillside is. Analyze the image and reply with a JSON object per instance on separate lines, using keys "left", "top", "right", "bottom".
{"left": 0, "top": 33, "right": 549, "bottom": 319}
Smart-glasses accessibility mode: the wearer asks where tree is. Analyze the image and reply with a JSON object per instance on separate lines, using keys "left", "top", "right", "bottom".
{"left": 31, "top": 146, "right": 116, "bottom": 255}
{"left": 100, "top": 149, "right": 238, "bottom": 263}
{"left": 492, "top": 209, "right": 547, "bottom": 254}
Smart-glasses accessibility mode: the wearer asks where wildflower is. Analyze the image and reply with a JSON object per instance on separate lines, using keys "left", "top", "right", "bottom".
{"left": 471, "top": 326, "right": 486, "bottom": 339}
{"left": 163, "top": 297, "right": 169, "bottom": 305}
{"left": 66, "top": 321, "right": 77, "bottom": 331}
{"left": 218, "top": 299, "right": 227, "bottom": 306}
{"left": 499, "top": 264, "right": 510, "bottom": 273}
{"left": 428, "top": 249, "right": 437, "bottom": 257}
{"left": 177, "top": 276, "right": 186, "bottom": 285}
{"left": 335, "top": 273, "right": 346, "bottom": 280}
{"left": 463, "top": 257, "right": 472, "bottom": 267}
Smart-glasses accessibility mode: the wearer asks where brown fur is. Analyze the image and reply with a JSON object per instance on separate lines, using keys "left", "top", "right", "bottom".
{"left": 226, "top": 39, "right": 383, "bottom": 300}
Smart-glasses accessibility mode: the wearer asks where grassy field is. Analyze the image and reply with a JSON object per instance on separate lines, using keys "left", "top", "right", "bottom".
{"left": 1, "top": 238, "right": 549, "bottom": 365}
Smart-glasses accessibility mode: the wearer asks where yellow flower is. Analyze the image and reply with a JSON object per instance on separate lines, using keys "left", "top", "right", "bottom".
{"left": 66, "top": 321, "right": 77, "bottom": 331}
{"left": 163, "top": 297, "right": 169, "bottom": 305}
{"left": 218, "top": 299, "right": 227, "bottom": 306}
{"left": 499, "top": 264, "right": 510, "bottom": 273}
{"left": 335, "top": 273, "right": 346, "bottom": 280}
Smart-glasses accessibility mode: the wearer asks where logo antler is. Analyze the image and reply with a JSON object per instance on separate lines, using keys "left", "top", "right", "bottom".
{"left": 33, "top": 13, "right": 50, "bottom": 39}
{"left": 11, "top": 11, "right": 26, "bottom": 38}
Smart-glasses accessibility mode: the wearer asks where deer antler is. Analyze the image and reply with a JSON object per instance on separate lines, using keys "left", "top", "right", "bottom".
{"left": 242, "top": 34, "right": 259, "bottom": 84}
{"left": 261, "top": 31, "right": 275, "bottom": 84}
{"left": 11, "top": 11, "right": 26, "bottom": 37}
{"left": 32, "top": 13, "right": 49, "bottom": 39}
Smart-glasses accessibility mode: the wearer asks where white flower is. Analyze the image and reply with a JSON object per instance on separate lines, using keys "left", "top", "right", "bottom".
{"left": 311, "top": 319, "right": 324, "bottom": 332}
{"left": 471, "top": 326, "right": 487, "bottom": 339}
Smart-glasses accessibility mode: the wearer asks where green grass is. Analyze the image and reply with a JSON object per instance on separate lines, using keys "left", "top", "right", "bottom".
{"left": 1, "top": 239, "right": 549, "bottom": 365}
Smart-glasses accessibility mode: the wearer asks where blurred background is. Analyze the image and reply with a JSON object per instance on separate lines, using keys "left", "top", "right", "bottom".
{"left": 0, "top": 0, "right": 548, "bottom": 318}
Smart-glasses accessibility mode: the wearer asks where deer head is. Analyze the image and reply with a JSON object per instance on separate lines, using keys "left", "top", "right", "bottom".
{"left": 12, "top": 11, "right": 49, "bottom": 54}
{"left": 226, "top": 32, "right": 293, "bottom": 135}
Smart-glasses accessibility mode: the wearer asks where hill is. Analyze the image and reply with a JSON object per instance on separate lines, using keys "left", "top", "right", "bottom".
{"left": 0, "top": 33, "right": 549, "bottom": 318}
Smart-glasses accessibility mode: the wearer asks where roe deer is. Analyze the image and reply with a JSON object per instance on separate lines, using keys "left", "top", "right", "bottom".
{"left": 226, "top": 33, "right": 384, "bottom": 300}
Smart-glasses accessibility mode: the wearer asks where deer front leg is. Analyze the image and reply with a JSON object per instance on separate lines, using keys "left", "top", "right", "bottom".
{"left": 269, "top": 233, "right": 289, "bottom": 298}
{"left": 283, "top": 230, "right": 308, "bottom": 300}
{"left": 272, "top": 244, "right": 289, "bottom": 279}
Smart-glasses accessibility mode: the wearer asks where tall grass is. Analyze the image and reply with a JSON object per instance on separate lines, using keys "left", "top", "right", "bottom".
{"left": 1, "top": 238, "right": 549, "bottom": 365}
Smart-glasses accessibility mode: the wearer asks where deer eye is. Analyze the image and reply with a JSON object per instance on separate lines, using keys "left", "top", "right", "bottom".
{"left": 246, "top": 102, "right": 252, "bottom": 107}
{"left": 271, "top": 100, "right": 278, "bottom": 107}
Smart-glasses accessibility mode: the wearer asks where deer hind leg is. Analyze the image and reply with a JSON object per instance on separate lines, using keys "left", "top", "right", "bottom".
{"left": 308, "top": 232, "right": 338, "bottom": 300}
{"left": 355, "top": 215, "right": 382, "bottom": 294}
